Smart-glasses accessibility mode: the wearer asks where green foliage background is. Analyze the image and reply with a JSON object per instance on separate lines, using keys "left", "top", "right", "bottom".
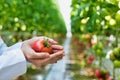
{"left": 71, "top": 0, "right": 120, "bottom": 35}
{"left": 0, "top": 0, "right": 66, "bottom": 45}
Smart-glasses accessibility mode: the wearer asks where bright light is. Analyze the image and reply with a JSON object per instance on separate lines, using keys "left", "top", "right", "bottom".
{"left": 96, "top": 19, "right": 100, "bottom": 23}
{"left": 57, "top": 0, "right": 72, "bottom": 37}
{"left": 101, "top": 20, "right": 105, "bottom": 26}
{"left": 14, "top": 17, "right": 19, "bottom": 22}
{"left": 117, "top": 10, "right": 120, "bottom": 14}
{"left": 85, "top": 7, "right": 89, "bottom": 11}
{"left": 118, "top": 1, "right": 120, "bottom": 8}
{"left": 96, "top": 6, "right": 100, "bottom": 10}
{"left": 115, "top": 10, "right": 120, "bottom": 20}
{"left": 76, "top": 4, "right": 80, "bottom": 8}
{"left": 103, "top": 25, "right": 108, "bottom": 29}
{"left": 109, "top": 19, "right": 116, "bottom": 26}
{"left": 21, "top": 24, "right": 26, "bottom": 31}
{"left": 81, "top": 17, "right": 89, "bottom": 24}
{"left": 0, "top": 25, "right": 2, "bottom": 30}
{"left": 97, "top": 11, "right": 100, "bottom": 15}
{"left": 105, "top": 15, "right": 111, "bottom": 21}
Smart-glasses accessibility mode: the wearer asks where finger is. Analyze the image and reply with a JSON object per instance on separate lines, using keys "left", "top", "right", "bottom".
{"left": 50, "top": 61, "right": 58, "bottom": 64}
{"left": 48, "top": 38, "right": 58, "bottom": 44}
{"left": 50, "top": 50, "right": 65, "bottom": 59}
{"left": 40, "top": 50, "right": 63, "bottom": 63}
{"left": 52, "top": 45, "right": 63, "bottom": 50}
{"left": 54, "top": 54, "right": 64, "bottom": 60}
{"left": 41, "top": 58, "right": 58, "bottom": 65}
{"left": 52, "top": 49, "right": 64, "bottom": 53}
{"left": 47, "top": 55, "right": 63, "bottom": 64}
{"left": 23, "top": 44, "right": 50, "bottom": 59}
{"left": 53, "top": 50, "right": 58, "bottom": 53}
{"left": 58, "top": 56, "right": 63, "bottom": 60}
{"left": 33, "top": 52, "right": 50, "bottom": 59}
{"left": 35, "top": 50, "right": 64, "bottom": 65}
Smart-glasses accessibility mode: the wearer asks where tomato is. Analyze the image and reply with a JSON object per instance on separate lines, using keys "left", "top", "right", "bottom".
{"left": 96, "top": 49, "right": 102, "bottom": 56}
{"left": 89, "top": 55, "right": 95, "bottom": 61}
{"left": 31, "top": 39, "right": 53, "bottom": 54}
{"left": 87, "top": 68, "right": 94, "bottom": 73}
{"left": 95, "top": 69, "right": 102, "bottom": 78}
{"left": 107, "top": 77, "right": 113, "bottom": 80}
{"left": 85, "top": 33, "right": 91, "bottom": 39}
{"left": 98, "top": 43, "right": 103, "bottom": 50}
{"left": 113, "top": 47, "right": 120, "bottom": 56}
{"left": 41, "top": 46, "right": 53, "bottom": 54}
{"left": 110, "top": 53, "right": 116, "bottom": 61}
{"left": 113, "top": 60, "right": 120, "bottom": 68}
{"left": 31, "top": 39, "right": 44, "bottom": 52}
{"left": 98, "top": 78, "right": 103, "bottom": 80}
{"left": 87, "top": 59, "right": 92, "bottom": 65}
{"left": 87, "top": 68, "right": 94, "bottom": 76}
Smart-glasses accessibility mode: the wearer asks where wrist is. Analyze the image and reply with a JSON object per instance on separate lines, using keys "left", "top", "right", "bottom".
{"left": 21, "top": 42, "right": 29, "bottom": 61}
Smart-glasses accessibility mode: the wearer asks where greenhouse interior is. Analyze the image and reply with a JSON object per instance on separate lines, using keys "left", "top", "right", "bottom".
{"left": 0, "top": 0, "right": 120, "bottom": 80}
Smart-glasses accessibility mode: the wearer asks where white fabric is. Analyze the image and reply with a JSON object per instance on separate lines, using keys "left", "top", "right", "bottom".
{"left": 0, "top": 38, "right": 27, "bottom": 80}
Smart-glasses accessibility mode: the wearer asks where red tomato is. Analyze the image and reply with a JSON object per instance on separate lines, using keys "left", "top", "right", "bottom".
{"left": 107, "top": 77, "right": 113, "bottom": 80}
{"left": 85, "top": 33, "right": 91, "bottom": 39}
{"left": 41, "top": 46, "right": 53, "bottom": 54}
{"left": 31, "top": 39, "right": 53, "bottom": 54}
{"left": 95, "top": 69, "right": 102, "bottom": 78}
{"left": 98, "top": 78, "right": 103, "bottom": 80}
{"left": 89, "top": 55, "right": 95, "bottom": 61}
{"left": 87, "top": 59, "right": 92, "bottom": 65}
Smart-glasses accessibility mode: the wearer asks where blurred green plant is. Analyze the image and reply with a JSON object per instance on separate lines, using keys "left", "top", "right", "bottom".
{"left": 0, "top": 0, "right": 66, "bottom": 45}
{"left": 71, "top": 0, "right": 120, "bottom": 35}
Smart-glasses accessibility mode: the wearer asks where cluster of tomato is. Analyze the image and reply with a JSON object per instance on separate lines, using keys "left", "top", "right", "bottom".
{"left": 87, "top": 55, "right": 95, "bottom": 65}
{"left": 94, "top": 69, "right": 113, "bottom": 80}
{"left": 110, "top": 47, "right": 120, "bottom": 68}
{"left": 91, "top": 42, "right": 106, "bottom": 57}
{"left": 87, "top": 68, "right": 113, "bottom": 80}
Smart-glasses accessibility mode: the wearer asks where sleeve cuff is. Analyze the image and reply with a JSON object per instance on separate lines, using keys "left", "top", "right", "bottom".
{"left": 8, "top": 42, "right": 23, "bottom": 49}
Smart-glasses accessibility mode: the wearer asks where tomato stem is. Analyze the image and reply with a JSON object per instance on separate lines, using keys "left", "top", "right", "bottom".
{"left": 44, "top": 39, "right": 51, "bottom": 47}
{"left": 115, "top": 21, "right": 120, "bottom": 47}
{"left": 113, "top": 65, "right": 115, "bottom": 79}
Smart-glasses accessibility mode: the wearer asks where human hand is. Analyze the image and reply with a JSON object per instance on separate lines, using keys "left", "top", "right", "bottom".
{"left": 21, "top": 37, "right": 64, "bottom": 67}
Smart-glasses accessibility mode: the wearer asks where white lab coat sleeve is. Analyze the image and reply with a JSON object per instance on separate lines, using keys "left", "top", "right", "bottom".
{"left": 0, "top": 42, "right": 27, "bottom": 80}
{"left": 0, "top": 38, "right": 7, "bottom": 54}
